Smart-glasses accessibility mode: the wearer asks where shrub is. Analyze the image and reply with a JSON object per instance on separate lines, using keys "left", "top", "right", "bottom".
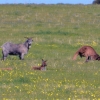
{"left": 93, "top": 0, "right": 100, "bottom": 4}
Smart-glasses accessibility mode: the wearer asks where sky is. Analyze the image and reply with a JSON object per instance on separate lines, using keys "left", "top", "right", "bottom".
{"left": 0, "top": 0, "right": 94, "bottom": 5}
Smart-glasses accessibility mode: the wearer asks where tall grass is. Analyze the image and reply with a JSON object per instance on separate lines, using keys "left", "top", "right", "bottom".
{"left": 0, "top": 4, "right": 100, "bottom": 99}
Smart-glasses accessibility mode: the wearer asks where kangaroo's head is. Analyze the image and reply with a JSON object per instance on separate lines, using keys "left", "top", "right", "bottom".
{"left": 96, "top": 56, "right": 100, "bottom": 61}
{"left": 41, "top": 59, "right": 47, "bottom": 67}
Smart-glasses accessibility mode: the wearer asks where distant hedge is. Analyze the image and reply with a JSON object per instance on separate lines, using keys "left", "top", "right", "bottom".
{"left": 93, "top": 0, "right": 100, "bottom": 4}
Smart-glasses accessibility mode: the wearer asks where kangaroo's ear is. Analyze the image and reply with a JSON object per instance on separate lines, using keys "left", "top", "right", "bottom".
{"left": 42, "top": 59, "right": 47, "bottom": 62}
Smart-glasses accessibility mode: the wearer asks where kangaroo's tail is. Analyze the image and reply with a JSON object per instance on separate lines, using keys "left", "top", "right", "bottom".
{"left": 72, "top": 51, "right": 79, "bottom": 60}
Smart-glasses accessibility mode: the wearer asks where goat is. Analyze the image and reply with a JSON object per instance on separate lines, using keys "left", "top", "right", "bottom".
{"left": 72, "top": 46, "right": 100, "bottom": 62}
{"left": 32, "top": 59, "right": 47, "bottom": 71}
{"left": 1, "top": 37, "right": 33, "bottom": 60}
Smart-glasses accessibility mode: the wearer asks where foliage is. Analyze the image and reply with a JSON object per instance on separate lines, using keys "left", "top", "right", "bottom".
{"left": 93, "top": 0, "right": 100, "bottom": 4}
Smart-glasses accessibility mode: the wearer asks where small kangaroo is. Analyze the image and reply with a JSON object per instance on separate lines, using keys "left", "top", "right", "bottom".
{"left": 72, "top": 46, "right": 100, "bottom": 62}
{"left": 32, "top": 59, "right": 47, "bottom": 71}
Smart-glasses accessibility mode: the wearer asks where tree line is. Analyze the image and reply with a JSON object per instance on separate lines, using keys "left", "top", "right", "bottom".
{"left": 93, "top": 0, "right": 100, "bottom": 4}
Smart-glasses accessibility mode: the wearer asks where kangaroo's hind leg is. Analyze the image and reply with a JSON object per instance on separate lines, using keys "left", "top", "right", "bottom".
{"left": 85, "top": 56, "right": 91, "bottom": 62}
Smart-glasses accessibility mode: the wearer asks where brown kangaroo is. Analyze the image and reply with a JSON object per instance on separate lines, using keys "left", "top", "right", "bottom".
{"left": 72, "top": 46, "right": 100, "bottom": 62}
{"left": 32, "top": 59, "right": 47, "bottom": 70}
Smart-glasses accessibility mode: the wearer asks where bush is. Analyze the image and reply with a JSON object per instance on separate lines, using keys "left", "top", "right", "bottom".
{"left": 93, "top": 0, "right": 100, "bottom": 4}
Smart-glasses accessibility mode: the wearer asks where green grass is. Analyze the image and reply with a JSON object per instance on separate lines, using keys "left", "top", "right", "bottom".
{"left": 0, "top": 4, "right": 100, "bottom": 100}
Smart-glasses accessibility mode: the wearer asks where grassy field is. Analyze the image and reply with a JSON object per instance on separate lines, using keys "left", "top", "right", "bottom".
{"left": 0, "top": 4, "right": 100, "bottom": 100}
